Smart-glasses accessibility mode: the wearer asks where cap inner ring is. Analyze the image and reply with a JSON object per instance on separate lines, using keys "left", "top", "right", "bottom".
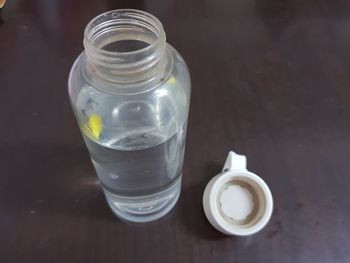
{"left": 217, "top": 177, "right": 266, "bottom": 229}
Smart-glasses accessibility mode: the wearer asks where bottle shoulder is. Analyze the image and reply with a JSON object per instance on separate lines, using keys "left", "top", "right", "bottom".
{"left": 69, "top": 44, "right": 191, "bottom": 98}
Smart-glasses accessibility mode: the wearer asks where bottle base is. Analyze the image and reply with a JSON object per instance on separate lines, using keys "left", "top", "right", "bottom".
{"left": 103, "top": 176, "right": 181, "bottom": 223}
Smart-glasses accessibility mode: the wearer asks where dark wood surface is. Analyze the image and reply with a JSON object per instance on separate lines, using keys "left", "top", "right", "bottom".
{"left": 1, "top": 0, "right": 350, "bottom": 262}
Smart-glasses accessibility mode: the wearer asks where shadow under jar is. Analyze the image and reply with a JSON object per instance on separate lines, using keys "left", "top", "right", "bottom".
{"left": 68, "top": 10, "right": 191, "bottom": 222}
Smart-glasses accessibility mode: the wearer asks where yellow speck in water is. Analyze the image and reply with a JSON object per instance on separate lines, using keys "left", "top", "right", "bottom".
{"left": 84, "top": 114, "right": 103, "bottom": 139}
{"left": 167, "top": 76, "right": 177, "bottom": 84}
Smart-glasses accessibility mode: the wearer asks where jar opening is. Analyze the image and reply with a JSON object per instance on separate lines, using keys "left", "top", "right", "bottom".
{"left": 102, "top": 40, "right": 150, "bottom": 52}
{"left": 83, "top": 9, "right": 166, "bottom": 69}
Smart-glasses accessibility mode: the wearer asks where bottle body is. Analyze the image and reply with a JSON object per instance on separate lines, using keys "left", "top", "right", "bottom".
{"left": 68, "top": 10, "right": 191, "bottom": 222}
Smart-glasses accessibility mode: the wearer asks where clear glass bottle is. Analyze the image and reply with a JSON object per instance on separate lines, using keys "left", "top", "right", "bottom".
{"left": 68, "top": 10, "right": 191, "bottom": 222}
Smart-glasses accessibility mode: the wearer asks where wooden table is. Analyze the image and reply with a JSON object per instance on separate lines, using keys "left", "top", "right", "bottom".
{"left": 1, "top": 0, "right": 350, "bottom": 262}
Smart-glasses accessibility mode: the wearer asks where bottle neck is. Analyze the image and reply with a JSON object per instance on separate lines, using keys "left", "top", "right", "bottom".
{"left": 83, "top": 10, "right": 167, "bottom": 86}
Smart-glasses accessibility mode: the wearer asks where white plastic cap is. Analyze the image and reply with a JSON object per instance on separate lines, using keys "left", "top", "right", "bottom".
{"left": 203, "top": 151, "right": 273, "bottom": 236}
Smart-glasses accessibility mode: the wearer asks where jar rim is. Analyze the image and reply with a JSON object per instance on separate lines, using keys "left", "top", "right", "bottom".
{"left": 83, "top": 9, "right": 166, "bottom": 58}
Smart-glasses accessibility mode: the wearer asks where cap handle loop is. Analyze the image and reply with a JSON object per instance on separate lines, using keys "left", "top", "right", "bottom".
{"left": 222, "top": 151, "right": 247, "bottom": 172}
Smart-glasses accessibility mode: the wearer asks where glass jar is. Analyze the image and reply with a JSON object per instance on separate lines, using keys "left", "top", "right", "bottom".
{"left": 68, "top": 10, "right": 191, "bottom": 222}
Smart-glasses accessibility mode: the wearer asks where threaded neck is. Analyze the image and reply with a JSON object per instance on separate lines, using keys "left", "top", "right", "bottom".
{"left": 83, "top": 9, "right": 166, "bottom": 84}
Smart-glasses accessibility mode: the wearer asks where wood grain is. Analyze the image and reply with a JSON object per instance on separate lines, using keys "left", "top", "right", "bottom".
{"left": 1, "top": 0, "right": 350, "bottom": 262}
